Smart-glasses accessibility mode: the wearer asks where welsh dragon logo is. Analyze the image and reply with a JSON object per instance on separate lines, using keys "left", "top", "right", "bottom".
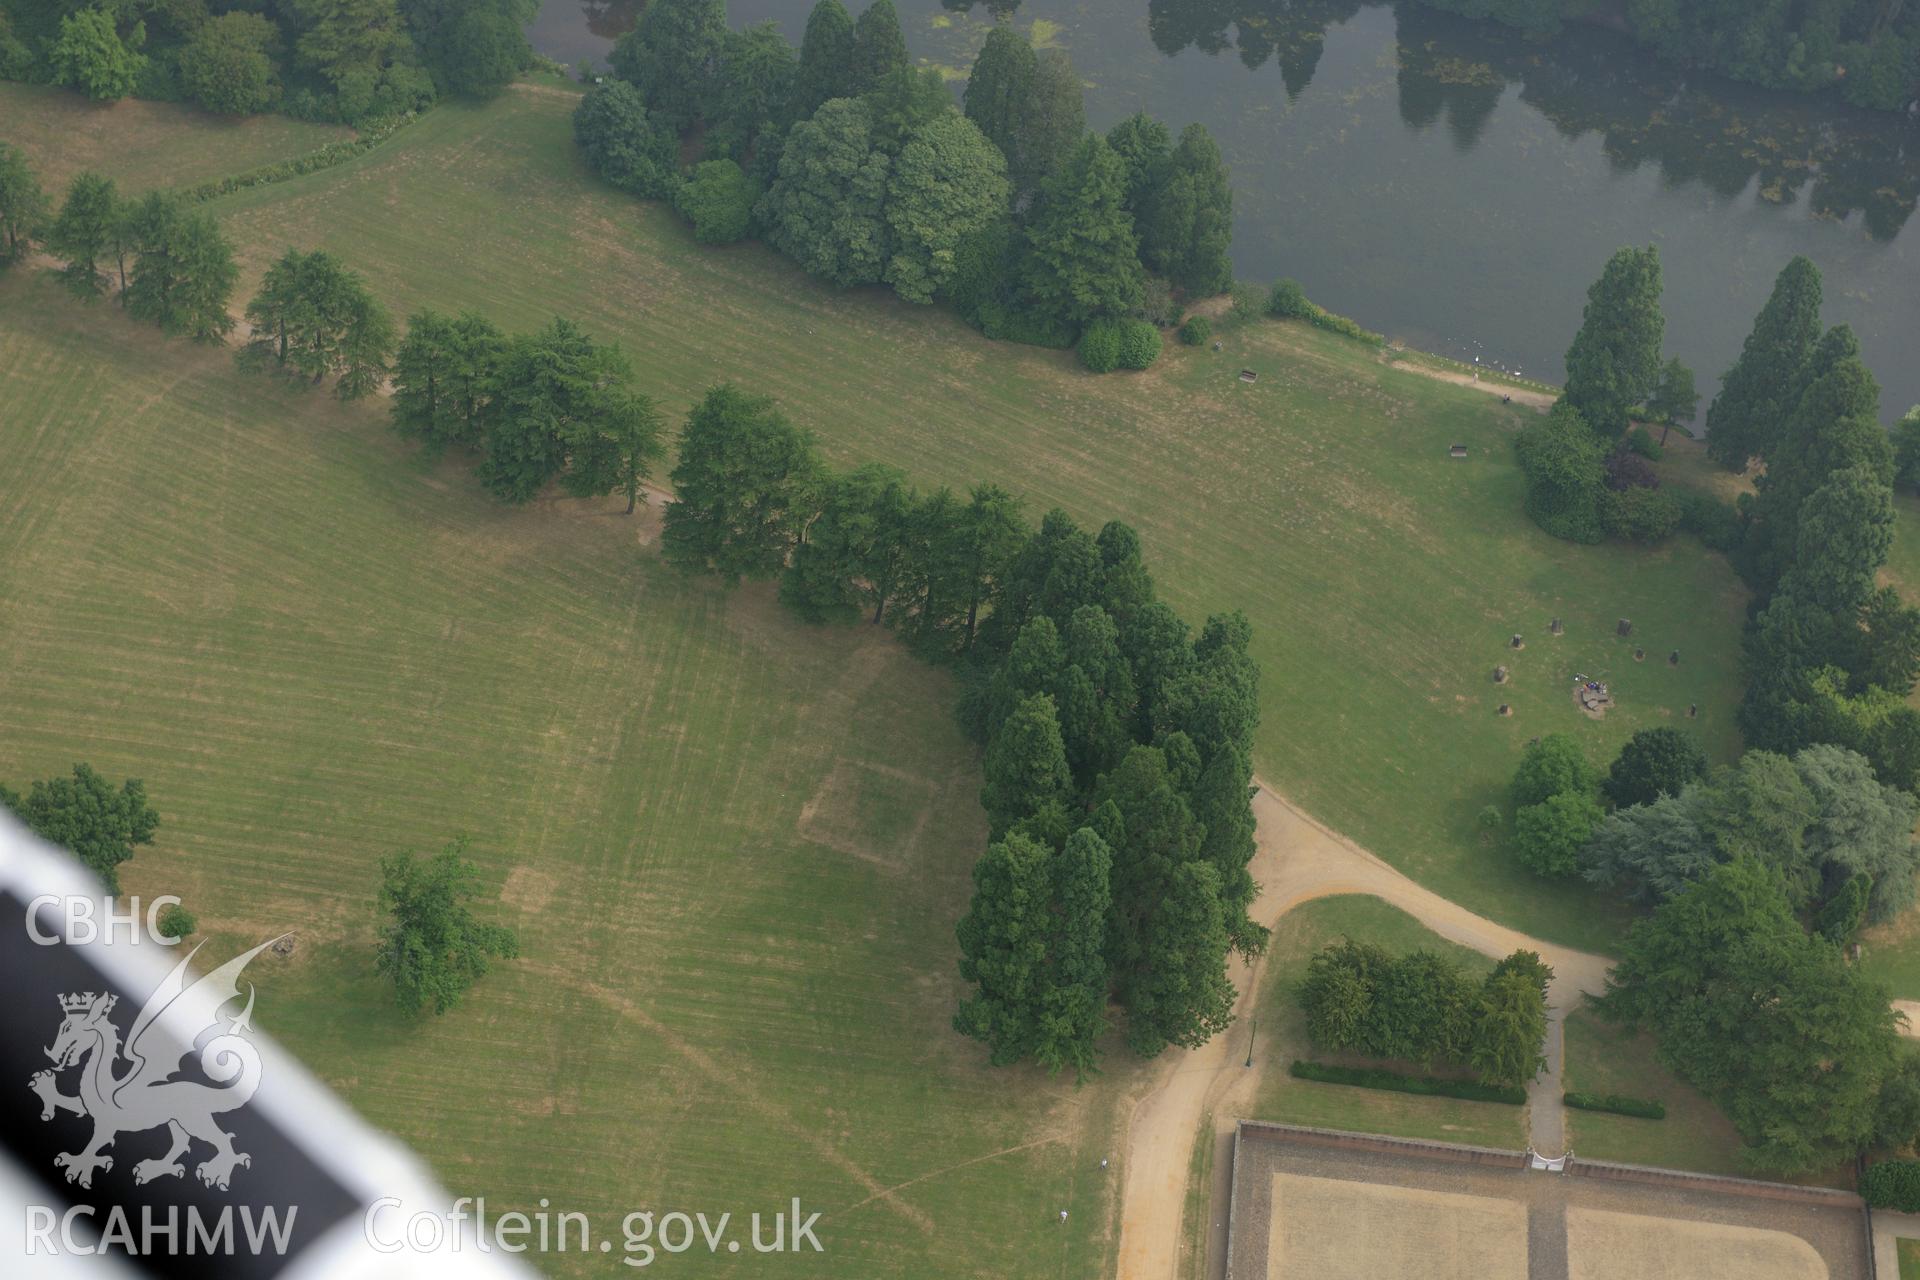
{"left": 29, "top": 936, "right": 287, "bottom": 1192}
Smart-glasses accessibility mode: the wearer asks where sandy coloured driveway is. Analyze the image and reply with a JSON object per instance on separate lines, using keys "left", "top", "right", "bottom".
{"left": 1114, "top": 784, "right": 1611, "bottom": 1280}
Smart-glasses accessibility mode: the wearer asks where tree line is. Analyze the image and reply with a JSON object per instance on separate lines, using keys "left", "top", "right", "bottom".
{"left": 572, "top": 0, "right": 1236, "bottom": 369}
{"left": 0, "top": 147, "right": 237, "bottom": 339}
{"left": 641, "top": 381, "right": 1265, "bottom": 1071}
{"left": 0, "top": 0, "right": 536, "bottom": 122}
{"left": 1299, "top": 940, "right": 1551, "bottom": 1089}
{"left": 211, "top": 244, "right": 1267, "bottom": 1072}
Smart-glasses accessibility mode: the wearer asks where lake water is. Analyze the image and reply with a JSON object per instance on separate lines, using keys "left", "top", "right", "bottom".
{"left": 529, "top": 0, "right": 1920, "bottom": 417}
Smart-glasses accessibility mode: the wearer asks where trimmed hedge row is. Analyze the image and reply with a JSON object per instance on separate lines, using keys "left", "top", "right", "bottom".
{"left": 180, "top": 112, "right": 420, "bottom": 204}
{"left": 1563, "top": 1091, "right": 1665, "bottom": 1120}
{"left": 1265, "top": 277, "right": 1385, "bottom": 347}
{"left": 1863, "top": 1159, "right": 1920, "bottom": 1211}
{"left": 1289, "top": 1059, "right": 1526, "bottom": 1105}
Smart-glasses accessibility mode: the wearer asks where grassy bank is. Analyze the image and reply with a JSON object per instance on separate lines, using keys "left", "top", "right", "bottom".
{"left": 0, "top": 269, "right": 1131, "bottom": 1277}
{"left": 105, "top": 83, "right": 1758, "bottom": 952}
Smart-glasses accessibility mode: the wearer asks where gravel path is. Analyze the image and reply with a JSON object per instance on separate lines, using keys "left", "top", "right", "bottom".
{"left": 1116, "top": 784, "right": 1610, "bottom": 1280}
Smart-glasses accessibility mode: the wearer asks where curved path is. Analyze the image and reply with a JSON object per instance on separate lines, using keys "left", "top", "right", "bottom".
{"left": 1115, "top": 783, "right": 1607, "bottom": 1280}
{"left": 1117, "top": 783, "right": 1920, "bottom": 1280}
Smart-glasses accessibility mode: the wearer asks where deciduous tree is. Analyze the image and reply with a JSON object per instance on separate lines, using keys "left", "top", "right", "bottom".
{"left": 125, "top": 197, "right": 236, "bottom": 343}
{"left": 0, "top": 142, "right": 48, "bottom": 268}
{"left": 756, "top": 96, "right": 891, "bottom": 286}
{"left": 46, "top": 172, "right": 117, "bottom": 297}
{"left": 573, "top": 80, "right": 681, "bottom": 199}
{"left": 1592, "top": 857, "right": 1900, "bottom": 1173}
{"left": 0, "top": 764, "right": 158, "bottom": 895}
{"left": 179, "top": 11, "right": 280, "bottom": 115}
{"left": 883, "top": 111, "right": 1010, "bottom": 303}
{"left": 390, "top": 309, "right": 506, "bottom": 452}
{"left": 662, "top": 383, "right": 824, "bottom": 580}
{"left": 1603, "top": 727, "right": 1708, "bottom": 810}
{"left": 50, "top": 8, "right": 143, "bottom": 102}
{"left": 375, "top": 836, "right": 520, "bottom": 1016}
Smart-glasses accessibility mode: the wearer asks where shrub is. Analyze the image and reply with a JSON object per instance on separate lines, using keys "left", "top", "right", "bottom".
{"left": 673, "top": 159, "right": 758, "bottom": 244}
{"left": 1599, "top": 485, "right": 1682, "bottom": 543}
{"left": 1515, "top": 401, "right": 1606, "bottom": 544}
{"left": 1563, "top": 1091, "right": 1665, "bottom": 1119}
{"left": 1178, "top": 315, "right": 1212, "bottom": 346}
{"left": 1625, "top": 425, "right": 1663, "bottom": 460}
{"left": 1512, "top": 791, "right": 1604, "bottom": 876}
{"left": 1308, "top": 307, "right": 1384, "bottom": 345}
{"left": 1116, "top": 319, "right": 1161, "bottom": 370}
{"left": 1862, "top": 1160, "right": 1920, "bottom": 1211}
{"left": 1079, "top": 319, "right": 1123, "bottom": 373}
{"left": 1604, "top": 448, "right": 1659, "bottom": 491}
{"left": 155, "top": 903, "right": 197, "bottom": 940}
{"left": 1895, "top": 407, "right": 1920, "bottom": 496}
{"left": 1673, "top": 486, "right": 1743, "bottom": 553}
{"left": 1266, "top": 277, "right": 1312, "bottom": 319}
{"left": 1218, "top": 281, "right": 1264, "bottom": 330}
{"left": 1289, "top": 1059, "right": 1526, "bottom": 1105}
{"left": 1135, "top": 276, "right": 1178, "bottom": 327}
{"left": 179, "top": 114, "right": 420, "bottom": 203}
{"left": 978, "top": 301, "right": 1076, "bottom": 349}
{"left": 132, "top": 48, "right": 185, "bottom": 104}
{"left": 572, "top": 80, "right": 679, "bottom": 200}
{"left": 178, "top": 13, "right": 280, "bottom": 116}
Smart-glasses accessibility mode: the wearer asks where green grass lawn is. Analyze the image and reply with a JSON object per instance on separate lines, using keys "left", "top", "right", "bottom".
{"left": 1899, "top": 1235, "right": 1920, "bottom": 1279}
{"left": 0, "top": 81, "right": 350, "bottom": 196}
{"left": 95, "top": 83, "right": 1761, "bottom": 953}
{"left": 0, "top": 269, "right": 1132, "bottom": 1278}
{"left": 1560, "top": 1007, "right": 1853, "bottom": 1187}
{"left": 1559, "top": 1008, "right": 1751, "bottom": 1179}
{"left": 1246, "top": 895, "right": 1527, "bottom": 1150}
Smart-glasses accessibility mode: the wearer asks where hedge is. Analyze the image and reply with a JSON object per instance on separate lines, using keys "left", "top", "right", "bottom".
{"left": 1863, "top": 1159, "right": 1920, "bottom": 1211}
{"left": 1289, "top": 1059, "right": 1526, "bottom": 1105}
{"left": 1562, "top": 1091, "right": 1665, "bottom": 1120}
{"left": 1265, "top": 277, "right": 1385, "bottom": 346}
{"left": 179, "top": 112, "right": 420, "bottom": 204}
